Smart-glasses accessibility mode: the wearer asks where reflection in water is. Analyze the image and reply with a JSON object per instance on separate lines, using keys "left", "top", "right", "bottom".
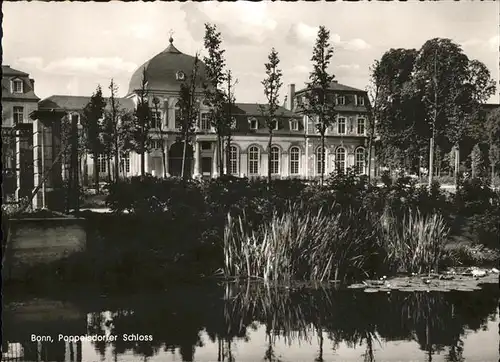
{"left": 2, "top": 283, "right": 498, "bottom": 362}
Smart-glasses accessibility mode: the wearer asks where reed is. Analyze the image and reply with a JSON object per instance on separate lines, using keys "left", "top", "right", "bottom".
{"left": 380, "top": 209, "right": 449, "bottom": 274}
{"left": 223, "top": 203, "right": 379, "bottom": 283}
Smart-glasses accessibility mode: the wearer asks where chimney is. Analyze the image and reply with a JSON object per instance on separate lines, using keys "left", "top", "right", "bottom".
{"left": 287, "top": 83, "right": 295, "bottom": 111}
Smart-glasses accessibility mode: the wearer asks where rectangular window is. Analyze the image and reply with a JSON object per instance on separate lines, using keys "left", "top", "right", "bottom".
{"left": 270, "top": 147, "right": 280, "bottom": 175}
{"left": 290, "top": 119, "right": 299, "bottom": 131}
{"left": 97, "top": 154, "right": 107, "bottom": 173}
{"left": 13, "top": 80, "right": 23, "bottom": 93}
{"left": 200, "top": 113, "right": 210, "bottom": 131}
{"left": 336, "top": 96, "right": 345, "bottom": 106}
{"left": 229, "top": 147, "right": 239, "bottom": 175}
{"left": 122, "top": 153, "right": 131, "bottom": 173}
{"left": 152, "top": 139, "right": 163, "bottom": 149}
{"left": 249, "top": 118, "right": 258, "bottom": 130}
{"left": 357, "top": 96, "right": 365, "bottom": 106}
{"left": 273, "top": 119, "right": 279, "bottom": 131}
{"left": 357, "top": 118, "right": 366, "bottom": 135}
{"left": 248, "top": 147, "right": 259, "bottom": 175}
{"left": 290, "top": 147, "right": 300, "bottom": 175}
{"left": 201, "top": 141, "right": 212, "bottom": 150}
{"left": 151, "top": 111, "right": 162, "bottom": 129}
{"left": 13, "top": 106, "right": 24, "bottom": 125}
{"left": 338, "top": 117, "right": 346, "bottom": 135}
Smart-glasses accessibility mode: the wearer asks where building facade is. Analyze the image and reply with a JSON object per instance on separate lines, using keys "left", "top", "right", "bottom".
{"left": 2, "top": 65, "right": 40, "bottom": 201}
{"left": 33, "top": 37, "right": 373, "bottom": 184}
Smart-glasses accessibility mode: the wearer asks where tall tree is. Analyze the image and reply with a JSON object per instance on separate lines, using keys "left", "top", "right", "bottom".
{"left": 134, "top": 68, "right": 152, "bottom": 177}
{"left": 203, "top": 23, "right": 227, "bottom": 176}
{"left": 366, "top": 61, "right": 382, "bottom": 181}
{"left": 412, "top": 38, "right": 470, "bottom": 187}
{"left": 82, "top": 85, "right": 106, "bottom": 192}
{"left": 178, "top": 53, "right": 201, "bottom": 179}
{"left": 370, "top": 48, "right": 425, "bottom": 173}
{"left": 152, "top": 95, "right": 168, "bottom": 178}
{"left": 301, "top": 26, "right": 336, "bottom": 185}
{"left": 109, "top": 79, "right": 121, "bottom": 182}
{"left": 224, "top": 70, "right": 237, "bottom": 175}
{"left": 261, "top": 48, "right": 283, "bottom": 183}
{"left": 470, "top": 143, "right": 484, "bottom": 178}
{"left": 486, "top": 107, "right": 500, "bottom": 186}
{"left": 445, "top": 59, "right": 495, "bottom": 188}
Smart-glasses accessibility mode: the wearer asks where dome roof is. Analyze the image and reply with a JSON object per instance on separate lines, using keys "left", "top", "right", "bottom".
{"left": 127, "top": 37, "right": 207, "bottom": 95}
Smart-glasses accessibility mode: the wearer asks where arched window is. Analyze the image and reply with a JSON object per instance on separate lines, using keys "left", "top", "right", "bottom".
{"left": 289, "top": 147, "right": 300, "bottom": 175}
{"left": 316, "top": 147, "right": 325, "bottom": 175}
{"left": 229, "top": 146, "right": 239, "bottom": 175}
{"left": 335, "top": 147, "right": 346, "bottom": 173}
{"left": 174, "top": 102, "right": 181, "bottom": 129}
{"left": 355, "top": 147, "right": 366, "bottom": 175}
{"left": 270, "top": 146, "right": 280, "bottom": 175}
{"left": 248, "top": 146, "right": 260, "bottom": 176}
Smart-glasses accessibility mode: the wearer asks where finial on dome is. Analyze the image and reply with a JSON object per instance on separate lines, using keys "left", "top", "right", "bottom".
{"left": 168, "top": 29, "right": 174, "bottom": 44}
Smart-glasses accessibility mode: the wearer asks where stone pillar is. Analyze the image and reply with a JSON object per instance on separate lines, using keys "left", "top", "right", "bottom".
{"left": 261, "top": 151, "right": 268, "bottom": 178}
{"left": 324, "top": 148, "right": 329, "bottom": 175}
{"left": 193, "top": 141, "right": 200, "bottom": 177}
{"left": 348, "top": 146, "right": 355, "bottom": 170}
{"left": 240, "top": 151, "right": 247, "bottom": 177}
{"left": 164, "top": 141, "right": 170, "bottom": 177}
{"left": 145, "top": 152, "right": 150, "bottom": 175}
{"left": 282, "top": 151, "right": 289, "bottom": 178}
{"left": 304, "top": 138, "right": 309, "bottom": 178}
{"left": 32, "top": 120, "right": 45, "bottom": 209}
{"left": 212, "top": 143, "right": 218, "bottom": 177}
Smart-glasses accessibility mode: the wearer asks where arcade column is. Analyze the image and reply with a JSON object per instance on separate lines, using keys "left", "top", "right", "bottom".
{"left": 30, "top": 109, "right": 66, "bottom": 211}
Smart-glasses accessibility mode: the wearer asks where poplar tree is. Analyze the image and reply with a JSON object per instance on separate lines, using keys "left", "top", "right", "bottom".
{"left": 261, "top": 47, "right": 283, "bottom": 183}
{"left": 203, "top": 23, "right": 227, "bottom": 176}
{"left": 301, "top": 26, "right": 336, "bottom": 185}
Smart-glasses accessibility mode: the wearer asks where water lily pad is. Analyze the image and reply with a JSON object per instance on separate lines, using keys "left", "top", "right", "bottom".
{"left": 364, "top": 288, "right": 379, "bottom": 293}
{"left": 347, "top": 284, "right": 366, "bottom": 289}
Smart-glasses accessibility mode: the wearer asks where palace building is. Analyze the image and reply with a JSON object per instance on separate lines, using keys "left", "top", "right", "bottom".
{"left": 4, "top": 36, "right": 374, "bottom": 206}
{"left": 31, "top": 36, "right": 373, "bottom": 185}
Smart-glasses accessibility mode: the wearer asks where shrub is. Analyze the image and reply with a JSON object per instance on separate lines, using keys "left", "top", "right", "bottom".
{"left": 223, "top": 203, "right": 380, "bottom": 283}
{"left": 379, "top": 210, "right": 450, "bottom": 274}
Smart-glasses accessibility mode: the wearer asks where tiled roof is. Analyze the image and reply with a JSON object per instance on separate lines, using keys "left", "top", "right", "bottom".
{"left": 296, "top": 81, "right": 366, "bottom": 94}
{"left": 127, "top": 39, "right": 207, "bottom": 95}
{"left": 39, "top": 95, "right": 135, "bottom": 112}
{"left": 232, "top": 103, "right": 298, "bottom": 118}
{"left": 2, "top": 65, "right": 29, "bottom": 77}
{"left": 1, "top": 65, "right": 40, "bottom": 101}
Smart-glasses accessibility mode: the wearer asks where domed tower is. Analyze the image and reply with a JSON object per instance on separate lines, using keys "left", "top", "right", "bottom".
{"left": 127, "top": 36, "right": 207, "bottom": 96}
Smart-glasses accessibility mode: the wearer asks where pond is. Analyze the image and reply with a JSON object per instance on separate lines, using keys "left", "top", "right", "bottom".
{"left": 2, "top": 282, "right": 498, "bottom": 362}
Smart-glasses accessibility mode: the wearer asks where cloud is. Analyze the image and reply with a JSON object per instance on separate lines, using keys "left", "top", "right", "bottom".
{"left": 462, "top": 36, "right": 499, "bottom": 52}
{"left": 286, "top": 23, "right": 371, "bottom": 51}
{"left": 335, "top": 64, "right": 361, "bottom": 70}
{"left": 16, "top": 57, "right": 138, "bottom": 77}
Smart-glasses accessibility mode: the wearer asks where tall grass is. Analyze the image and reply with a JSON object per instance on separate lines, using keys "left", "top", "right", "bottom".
{"left": 380, "top": 210, "right": 449, "bottom": 275}
{"left": 223, "top": 203, "right": 379, "bottom": 283}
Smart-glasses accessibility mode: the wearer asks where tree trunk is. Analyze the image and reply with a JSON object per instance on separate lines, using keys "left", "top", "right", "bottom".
{"left": 267, "top": 130, "right": 273, "bottom": 183}
{"left": 107, "top": 156, "right": 112, "bottom": 183}
{"left": 454, "top": 144, "right": 460, "bottom": 190}
{"left": 492, "top": 164, "right": 496, "bottom": 189}
{"left": 367, "top": 133, "right": 373, "bottom": 182}
{"left": 93, "top": 152, "right": 99, "bottom": 193}
{"left": 162, "top": 144, "right": 167, "bottom": 178}
{"left": 181, "top": 135, "right": 188, "bottom": 180}
{"left": 114, "top": 141, "right": 120, "bottom": 182}
{"left": 218, "top": 135, "right": 224, "bottom": 176}
{"left": 140, "top": 150, "right": 145, "bottom": 177}
{"left": 321, "top": 130, "right": 326, "bottom": 185}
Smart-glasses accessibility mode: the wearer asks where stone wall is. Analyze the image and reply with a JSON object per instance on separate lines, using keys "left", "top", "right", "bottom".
{"left": 4, "top": 218, "right": 86, "bottom": 280}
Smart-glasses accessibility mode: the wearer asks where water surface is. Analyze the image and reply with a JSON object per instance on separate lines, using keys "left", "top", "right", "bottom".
{"left": 3, "top": 283, "right": 498, "bottom": 361}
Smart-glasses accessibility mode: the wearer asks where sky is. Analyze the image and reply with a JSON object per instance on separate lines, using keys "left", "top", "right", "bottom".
{"left": 3, "top": 1, "right": 499, "bottom": 104}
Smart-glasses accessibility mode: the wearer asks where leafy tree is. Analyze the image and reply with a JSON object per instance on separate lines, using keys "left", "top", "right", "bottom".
{"left": 177, "top": 53, "right": 201, "bottom": 179}
{"left": 261, "top": 47, "right": 283, "bottom": 183}
{"left": 369, "top": 48, "right": 425, "bottom": 172}
{"left": 203, "top": 23, "right": 227, "bottom": 176}
{"left": 300, "top": 25, "right": 336, "bottom": 185}
{"left": 412, "top": 38, "right": 470, "bottom": 187}
{"left": 133, "top": 68, "right": 152, "bottom": 177}
{"left": 82, "top": 85, "right": 106, "bottom": 192}
{"left": 486, "top": 107, "right": 500, "bottom": 186}
{"left": 470, "top": 144, "right": 484, "bottom": 178}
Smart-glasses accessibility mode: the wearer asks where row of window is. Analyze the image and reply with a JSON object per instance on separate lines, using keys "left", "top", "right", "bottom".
{"left": 96, "top": 154, "right": 130, "bottom": 173}
{"left": 229, "top": 145, "right": 366, "bottom": 176}
{"left": 295, "top": 94, "right": 365, "bottom": 107}
{"left": 312, "top": 117, "right": 366, "bottom": 135}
